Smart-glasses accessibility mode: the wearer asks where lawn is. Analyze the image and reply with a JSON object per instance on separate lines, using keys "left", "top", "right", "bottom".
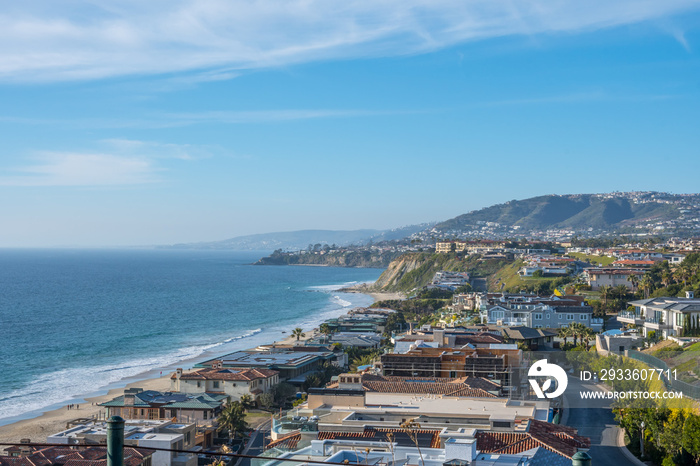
{"left": 566, "top": 252, "right": 616, "bottom": 266}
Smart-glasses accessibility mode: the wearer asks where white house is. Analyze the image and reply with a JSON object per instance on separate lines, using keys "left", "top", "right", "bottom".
{"left": 172, "top": 362, "right": 279, "bottom": 402}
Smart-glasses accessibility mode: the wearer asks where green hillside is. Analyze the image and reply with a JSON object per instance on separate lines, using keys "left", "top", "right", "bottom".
{"left": 434, "top": 194, "right": 680, "bottom": 232}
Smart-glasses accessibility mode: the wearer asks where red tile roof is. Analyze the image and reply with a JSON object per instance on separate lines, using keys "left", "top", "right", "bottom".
{"left": 174, "top": 367, "right": 278, "bottom": 381}
{"left": 476, "top": 420, "right": 589, "bottom": 459}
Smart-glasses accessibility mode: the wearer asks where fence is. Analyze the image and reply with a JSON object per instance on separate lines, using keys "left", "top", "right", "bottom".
{"left": 626, "top": 350, "right": 700, "bottom": 399}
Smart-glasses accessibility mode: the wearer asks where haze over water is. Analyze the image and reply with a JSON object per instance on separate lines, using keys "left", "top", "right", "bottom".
{"left": 0, "top": 249, "right": 381, "bottom": 426}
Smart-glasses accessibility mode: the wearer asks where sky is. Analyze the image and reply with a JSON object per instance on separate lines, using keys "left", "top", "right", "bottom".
{"left": 1, "top": 1, "right": 700, "bottom": 247}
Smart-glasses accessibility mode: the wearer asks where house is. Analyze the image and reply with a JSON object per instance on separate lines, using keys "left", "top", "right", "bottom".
{"left": 327, "top": 373, "right": 503, "bottom": 397}
{"left": 99, "top": 388, "right": 227, "bottom": 424}
{"left": 46, "top": 418, "right": 198, "bottom": 466}
{"left": 596, "top": 330, "right": 644, "bottom": 356}
{"left": 619, "top": 292, "right": 700, "bottom": 338}
{"left": 485, "top": 303, "right": 602, "bottom": 331}
{"left": 197, "top": 346, "right": 343, "bottom": 385}
{"left": 582, "top": 267, "right": 644, "bottom": 290}
{"left": 171, "top": 363, "right": 279, "bottom": 402}
{"left": 0, "top": 446, "right": 154, "bottom": 466}
{"left": 502, "top": 327, "right": 556, "bottom": 350}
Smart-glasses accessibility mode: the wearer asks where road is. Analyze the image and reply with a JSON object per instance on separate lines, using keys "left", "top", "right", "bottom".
{"left": 563, "top": 377, "right": 644, "bottom": 466}
{"left": 235, "top": 419, "right": 272, "bottom": 466}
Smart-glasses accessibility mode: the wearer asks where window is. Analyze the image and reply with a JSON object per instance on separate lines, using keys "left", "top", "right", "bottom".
{"left": 203, "top": 411, "right": 207, "bottom": 420}
{"left": 546, "top": 314, "right": 550, "bottom": 320}
{"left": 567, "top": 314, "right": 574, "bottom": 320}
{"left": 558, "top": 314, "right": 563, "bottom": 320}
{"left": 213, "top": 381, "right": 220, "bottom": 389}
{"left": 197, "top": 381, "right": 201, "bottom": 388}
{"left": 534, "top": 313, "right": 542, "bottom": 320}
{"left": 581, "top": 314, "right": 588, "bottom": 320}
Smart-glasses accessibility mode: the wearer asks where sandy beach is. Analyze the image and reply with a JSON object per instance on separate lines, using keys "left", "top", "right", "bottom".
{"left": 0, "top": 291, "right": 399, "bottom": 447}
{"left": 0, "top": 375, "right": 172, "bottom": 446}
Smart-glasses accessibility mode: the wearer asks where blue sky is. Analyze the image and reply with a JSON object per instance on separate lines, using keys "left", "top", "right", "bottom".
{"left": 1, "top": 1, "right": 700, "bottom": 247}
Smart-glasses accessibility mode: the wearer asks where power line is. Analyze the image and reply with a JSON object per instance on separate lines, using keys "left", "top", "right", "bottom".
{"left": 0, "top": 443, "right": 368, "bottom": 466}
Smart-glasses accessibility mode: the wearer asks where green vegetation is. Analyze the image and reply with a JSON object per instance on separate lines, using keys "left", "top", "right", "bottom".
{"left": 566, "top": 252, "right": 616, "bottom": 266}
{"left": 217, "top": 402, "right": 249, "bottom": 440}
{"left": 433, "top": 194, "right": 680, "bottom": 233}
{"left": 487, "top": 260, "right": 573, "bottom": 294}
{"left": 256, "top": 248, "right": 402, "bottom": 268}
{"left": 374, "top": 252, "right": 510, "bottom": 292}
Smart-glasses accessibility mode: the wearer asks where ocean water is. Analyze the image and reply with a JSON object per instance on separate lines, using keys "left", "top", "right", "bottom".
{"left": 0, "top": 249, "right": 382, "bottom": 426}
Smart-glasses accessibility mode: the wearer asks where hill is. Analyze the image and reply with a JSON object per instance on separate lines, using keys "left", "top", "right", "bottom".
{"left": 432, "top": 193, "right": 685, "bottom": 234}
{"left": 164, "top": 224, "right": 431, "bottom": 251}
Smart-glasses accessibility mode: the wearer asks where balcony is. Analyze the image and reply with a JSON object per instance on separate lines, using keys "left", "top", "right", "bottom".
{"left": 618, "top": 311, "right": 644, "bottom": 325}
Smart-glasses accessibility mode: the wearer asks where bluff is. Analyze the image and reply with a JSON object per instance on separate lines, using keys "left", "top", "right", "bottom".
{"left": 371, "top": 252, "right": 507, "bottom": 292}
{"left": 255, "top": 249, "right": 402, "bottom": 268}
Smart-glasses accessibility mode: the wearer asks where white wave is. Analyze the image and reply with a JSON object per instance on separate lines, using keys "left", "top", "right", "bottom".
{"left": 306, "top": 280, "right": 361, "bottom": 292}
{"left": 332, "top": 295, "right": 352, "bottom": 307}
{"left": 0, "top": 327, "right": 265, "bottom": 423}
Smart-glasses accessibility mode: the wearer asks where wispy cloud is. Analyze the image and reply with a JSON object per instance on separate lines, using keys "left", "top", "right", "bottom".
{"left": 0, "top": 108, "right": 404, "bottom": 129}
{"left": 0, "top": 153, "right": 160, "bottom": 187}
{"left": 0, "top": 0, "right": 697, "bottom": 82}
{"left": 0, "top": 139, "right": 219, "bottom": 187}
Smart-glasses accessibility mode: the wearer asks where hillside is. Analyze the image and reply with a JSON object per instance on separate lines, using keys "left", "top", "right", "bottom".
{"left": 255, "top": 249, "right": 402, "bottom": 268}
{"left": 433, "top": 193, "right": 682, "bottom": 233}
{"left": 371, "top": 252, "right": 509, "bottom": 292}
{"left": 164, "top": 224, "right": 430, "bottom": 251}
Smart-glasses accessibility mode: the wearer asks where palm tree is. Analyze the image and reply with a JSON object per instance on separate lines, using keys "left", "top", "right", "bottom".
{"left": 600, "top": 285, "right": 612, "bottom": 311}
{"left": 401, "top": 419, "right": 425, "bottom": 466}
{"left": 627, "top": 274, "right": 640, "bottom": 292}
{"left": 319, "top": 323, "right": 332, "bottom": 335}
{"left": 614, "top": 284, "right": 629, "bottom": 300}
{"left": 640, "top": 275, "right": 654, "bottom": 299}
{"left": 580, "top": 328, "right": 595, "bottom": 350}
{"left": 238, "top": 394, "right": 253, "bottom": 412}
{"left": 217, "top": 402, "right": 247, "bottom": 441}
{"left": 291, "top": 327, "right": 306, "bottom": 341}
{"left": 557, "top": 327, "right": 571, "bottom": 347}
{"left": 570, "top": 322, "right": 587, "bottom": 347}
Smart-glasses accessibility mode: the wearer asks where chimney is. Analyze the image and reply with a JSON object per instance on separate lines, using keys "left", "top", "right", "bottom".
{"left": 211, "top": 360, "right": 223, "bottom": 369}
{"left": 687, "top": 291, "right": 695, "bottom": 299}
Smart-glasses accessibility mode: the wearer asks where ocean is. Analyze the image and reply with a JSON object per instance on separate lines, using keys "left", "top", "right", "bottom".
{"left": 0, "top": 249, "right": 382, "bottom": 426}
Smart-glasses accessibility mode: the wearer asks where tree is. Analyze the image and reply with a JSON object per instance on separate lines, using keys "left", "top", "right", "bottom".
{"left": 217, "top": 402, "right": 248, "bottom": 440}
{"left": 271, "top": 383, "right": 297, "bottom": 406}
{"left": 291, "top": 327, "right": 306, "bottom": 341}
{"left": 238, "top": 394, "right": 253, "bottom": 412}
{"left": 319, "top": 323, "right": 332, "bottom": 335}
{"left": 258, "top": 393, "right": 274, "bottom": 410}
{"left": 683, "top": 413, "right": 700, "bottom": 464}
{"left": 401, "top": 419, "right": 425, "bottom": 466}
{"left": 600, "top": 285, "right": 612, "bottom": 310}
{"left": 557, "top": 327, "right": 571, "bottom": 347}
{"left": 615, "top": 284, "right": 629, "bottom": 300}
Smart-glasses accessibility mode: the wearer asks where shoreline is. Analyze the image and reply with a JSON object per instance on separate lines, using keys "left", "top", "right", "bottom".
{"left": 0, "top": 286, "right": 393, "bottom": 446}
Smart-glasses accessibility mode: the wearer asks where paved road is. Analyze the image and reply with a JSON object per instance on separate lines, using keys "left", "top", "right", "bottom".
{"left": 236, "top": 419, "right": 271, "bottom": 466}
{"left": 563, "top": 377, "right": 643, "bottom": 466}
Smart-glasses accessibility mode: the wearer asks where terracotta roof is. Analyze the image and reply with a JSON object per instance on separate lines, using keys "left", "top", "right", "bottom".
{"left": 476, "top": 420, "right": 590, "bottom": 459}
{"left": 318, "top": 428, "right": 442, "bottom": 449}
{"left": 0, "top": 447, "right": 152, "bottom": 466}
{"left": 175, "top": 367, "right": 278, "bottom": 381}
{"left": 359, "top": 375, "right": 499, "bottom": 397}
{"left": 265, "top": 432, "right": 301, "bottom": 450}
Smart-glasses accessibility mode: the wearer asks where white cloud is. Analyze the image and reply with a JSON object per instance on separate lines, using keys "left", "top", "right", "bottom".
{"left": 0, "top": 153, "right": 160, "bottom": 186}
{"left": 0, "top": 0, "right": 697, "bottom": 82}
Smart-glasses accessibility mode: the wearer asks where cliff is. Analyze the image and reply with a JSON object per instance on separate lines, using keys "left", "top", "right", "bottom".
{"left": 254, "top": 249, "right": 402, "bottom": 268}
{"left": 371, "top": 252, "right": 507, "bottom": 292}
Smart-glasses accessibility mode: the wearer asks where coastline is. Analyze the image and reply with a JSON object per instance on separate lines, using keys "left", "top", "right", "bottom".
{"left": 340, "top": 282, "right": 405, "bottom": 302}
{"left": 0, "top": 286, "right": 388, "bottom": 446}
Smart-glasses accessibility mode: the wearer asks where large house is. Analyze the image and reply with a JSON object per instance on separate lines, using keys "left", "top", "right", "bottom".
{"left": 485, "top": 303, "right": 602, "bottom": 331}
{"left": 100, "top": 388, "right": 227, "bottom": 424}
{"left": 619, "top": 292, "right": 700, "bottom": 338}
{"left": 582, "top": 267, "right": 644, "bottom": 290}
{"left": 171, "top": 362, "right": 279, "bottom": 402}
